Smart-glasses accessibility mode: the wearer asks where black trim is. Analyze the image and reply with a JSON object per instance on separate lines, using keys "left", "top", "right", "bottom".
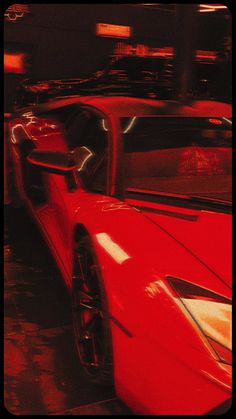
{"left": 29, "top": 165, "right": 72, "bottom": 175}
{"left": 109, "top": 314, "right": 133, "bottom": 338}
{"left": 66, "top": 172, "right": 78, "bottom": 191}
{"left": 167, "top": 276, "right": 231, "bottom": 304}
{"left": 134, "top": 205, "right": 198, "bottom": 221}
{"left": 126, "top": 190, "right": 232, "bottom": 214}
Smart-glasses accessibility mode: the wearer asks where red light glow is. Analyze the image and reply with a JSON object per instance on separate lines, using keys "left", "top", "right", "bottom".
{"left": 113, "top": 42, "right": 216, "bottom": 61}
{"left": 4, "top": 52, "right": 27, "bottom": 74}
{"left": 199, "top": 4, "right": 228, "bottom": 12}
{"left": 208, "top": 118, "right": 223, "bottom": 125}
{"left": 96, "top": 23, "right": 131, "bottom": 38}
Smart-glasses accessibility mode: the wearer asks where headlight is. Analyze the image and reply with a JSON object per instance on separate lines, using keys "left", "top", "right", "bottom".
{"left": 167, "top": 277, "right": 232, "bottom": 365}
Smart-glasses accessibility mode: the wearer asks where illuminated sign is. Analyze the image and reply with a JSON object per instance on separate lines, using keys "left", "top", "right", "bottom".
{"left": 196, "top": 50, "right": 217, "bottom": 60}
{"left": 113, "top": 42, "right": 217, "bottom": 61}
{"left": 96, "top": 23, "right": 131, "bottom": 38}
{"left": 140, "top": 4, "right": 228, "bottom": 13}
{"left": 4, "top": 4, "right": 30, "bottom": 22}
{"left": 113, "top": 42, "right": 173, "bottom": 58}
{"left": 199, "top": 4, "right": 228, "bottom": 12}
{"left": 4, "top": 52, "right": 28, "bottom": 74}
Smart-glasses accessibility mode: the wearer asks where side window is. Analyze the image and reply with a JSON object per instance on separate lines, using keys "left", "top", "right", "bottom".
{"left": 38, "top": 106, "right": 109, "bottom": 194}
{"left": 65, "top": 110, "right": 108, "bottom": 194}
{"left": 64, "top": 108, "right": 93, "bottom": 150}
{"left": 80, "top": 112, "right": 109, "bottom": 194}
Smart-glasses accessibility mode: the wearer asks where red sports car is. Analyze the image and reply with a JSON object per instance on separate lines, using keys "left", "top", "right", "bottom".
{"left": 7, "top": 96, "right": 232, "bottom": 414}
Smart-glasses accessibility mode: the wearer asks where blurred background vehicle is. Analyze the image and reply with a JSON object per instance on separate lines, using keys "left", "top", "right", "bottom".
{"left": 4, "top": 4, "right": 232, "bottom": 112}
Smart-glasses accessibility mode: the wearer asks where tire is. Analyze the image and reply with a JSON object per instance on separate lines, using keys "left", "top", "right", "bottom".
{"left": 72, "top": 236, "right": 113, "bottom": 385}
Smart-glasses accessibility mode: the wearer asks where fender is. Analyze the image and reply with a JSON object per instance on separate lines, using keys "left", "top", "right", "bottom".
{"left": 71, "top": 196, "right": 231, "bottom": 414}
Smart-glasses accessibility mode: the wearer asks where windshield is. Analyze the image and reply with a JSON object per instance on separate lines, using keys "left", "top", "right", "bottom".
{"left": 121, "top": 117, "right": 232, "bottom": 203}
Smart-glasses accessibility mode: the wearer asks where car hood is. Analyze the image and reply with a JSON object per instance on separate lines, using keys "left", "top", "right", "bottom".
{"left": 137, "top": 205, "right": 232, "bottom": 289}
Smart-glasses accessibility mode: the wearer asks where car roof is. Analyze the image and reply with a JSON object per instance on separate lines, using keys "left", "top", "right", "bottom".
{"left": 33, "top": 95, "right": 232, "bottom": 118}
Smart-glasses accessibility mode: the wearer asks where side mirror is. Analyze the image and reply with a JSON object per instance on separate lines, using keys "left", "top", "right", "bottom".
{"left": 27, "top": 146, "right": 95, "bottom": 176}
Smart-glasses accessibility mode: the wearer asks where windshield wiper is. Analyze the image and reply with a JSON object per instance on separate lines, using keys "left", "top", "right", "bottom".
{"left": 188, "top": 195, "right": 232, "bottom": 207}
{"left": 126, "top": 188, "right": 232, "bottom": 213}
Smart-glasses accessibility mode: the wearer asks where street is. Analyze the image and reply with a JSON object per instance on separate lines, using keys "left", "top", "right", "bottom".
{"left": 4, "top": 206, "right": 132, "bottom": 415}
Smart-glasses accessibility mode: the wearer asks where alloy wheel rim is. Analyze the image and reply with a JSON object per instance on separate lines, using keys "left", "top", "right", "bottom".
{"left": 72, "top": 247, "right": 106, "bottom": 375}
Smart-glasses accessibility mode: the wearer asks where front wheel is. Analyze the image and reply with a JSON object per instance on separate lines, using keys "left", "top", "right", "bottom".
{"left": 72, "top": 236, "right": 113, "bottom": 385}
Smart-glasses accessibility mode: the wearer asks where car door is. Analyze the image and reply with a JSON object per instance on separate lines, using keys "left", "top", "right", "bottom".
{"left": 9, "top": 112, "right": 73, "bottom": 282}
{"left": 32, "top": 105, "right": 110, "bottom": 286}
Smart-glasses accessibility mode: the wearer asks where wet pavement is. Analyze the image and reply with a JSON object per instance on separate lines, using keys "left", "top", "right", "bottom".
{"left": 4, "top": 205, "right": 133, "bottom": 415}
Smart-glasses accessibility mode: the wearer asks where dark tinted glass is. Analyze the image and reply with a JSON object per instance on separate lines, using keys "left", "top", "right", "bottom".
{"left": 121, "top": 117, "right": 232, "bottom": 202}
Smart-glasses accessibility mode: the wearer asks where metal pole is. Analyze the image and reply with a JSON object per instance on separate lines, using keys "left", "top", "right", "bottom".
{"left": 174, "top": 4, "right": 198, "bottom": 103}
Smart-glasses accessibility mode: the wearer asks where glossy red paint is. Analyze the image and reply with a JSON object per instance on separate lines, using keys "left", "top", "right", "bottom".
{"left": 7, "top": 96, "right": 232, "bottom": 414}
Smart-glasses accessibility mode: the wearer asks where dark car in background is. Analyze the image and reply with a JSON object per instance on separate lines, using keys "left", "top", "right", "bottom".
{"left": 99, "top": 55, "right": 174, "bottom": 98}
{"left": 14, "top": 51, "right": 229, "bottom": 111}
{"left": 14, "top": 55, "right": 174, "bottom": 109}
